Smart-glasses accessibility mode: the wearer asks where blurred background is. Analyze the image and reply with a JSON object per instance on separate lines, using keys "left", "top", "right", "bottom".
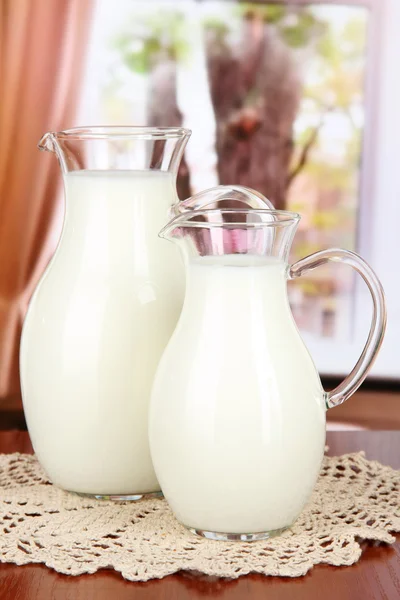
{"left": 1, "top": 0, "right": 399, "bottom": 429}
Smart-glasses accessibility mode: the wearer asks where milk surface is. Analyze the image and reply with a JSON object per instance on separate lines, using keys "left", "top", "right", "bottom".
{"left": 21, "top": 170, "right": 184, "bottom": 495}
{"left": 150, "top": 255, "right": 326, "bottom": 533}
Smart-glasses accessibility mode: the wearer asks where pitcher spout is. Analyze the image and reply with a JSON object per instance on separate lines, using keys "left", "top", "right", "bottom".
{"left": 38, "top": 132, "right": 57, "bottom": 153}
{"left": 37, "top": 131, "right": 69, "bottom": 172}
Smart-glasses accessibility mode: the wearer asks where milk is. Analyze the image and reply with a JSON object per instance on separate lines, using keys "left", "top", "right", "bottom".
{"left": 21, "top": 170, "right": 184, "bottom": 496}
{"left": 150, "top": 255, "right": 326, "bottom": 534}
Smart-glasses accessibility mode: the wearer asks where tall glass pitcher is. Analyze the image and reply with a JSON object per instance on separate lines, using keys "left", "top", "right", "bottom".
{"left": 20, "top": 127, "right": 272, "bottom": 499}
{"left": 149, "top": 208, "right": 386, "bottom": 539}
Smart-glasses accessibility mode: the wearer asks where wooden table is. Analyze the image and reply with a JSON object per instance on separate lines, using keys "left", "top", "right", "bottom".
{"left": 0, "top": 431, "right": 399, "bottom": 600}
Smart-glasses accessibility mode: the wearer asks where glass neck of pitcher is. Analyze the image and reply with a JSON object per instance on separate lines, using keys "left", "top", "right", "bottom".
{"left": 160, "top": 209, "right": 300, "bottom": 264}
{"left": 37, "top": 127, "right": 191, "bottom": 175}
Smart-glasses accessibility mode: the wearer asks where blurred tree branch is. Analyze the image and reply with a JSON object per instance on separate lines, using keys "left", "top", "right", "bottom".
{"left": 286, "top": 117, "right": 324, "bottom": 189}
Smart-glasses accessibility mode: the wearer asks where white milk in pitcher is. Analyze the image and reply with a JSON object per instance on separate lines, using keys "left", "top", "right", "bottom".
{"left": 150, "top": 255, "right": 326, "bottom": 533}
{"left": 21, "top": 170, "right": 184, "bottom": 496}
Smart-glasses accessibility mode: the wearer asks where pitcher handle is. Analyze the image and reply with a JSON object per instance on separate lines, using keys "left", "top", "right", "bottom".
{"left": 289, "top": 248, "right": 386, "bottom": 409}
{"left": 173, "top": 185, "right": 274, "bottom": 215}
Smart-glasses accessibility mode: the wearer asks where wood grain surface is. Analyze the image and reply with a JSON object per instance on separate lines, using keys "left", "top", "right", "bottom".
{"left": 0, "top": 430, "right": 399, "bottom": 600}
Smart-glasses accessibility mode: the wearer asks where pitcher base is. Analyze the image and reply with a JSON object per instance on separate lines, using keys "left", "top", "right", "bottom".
{"left": 75, "top": 491, "right": 163, "bottom": 502}
{"left": 187, "top": 525, "right": 289, "bottom": 542}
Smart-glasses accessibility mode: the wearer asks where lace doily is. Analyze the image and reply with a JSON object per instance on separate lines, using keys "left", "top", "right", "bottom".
{"left": 0, "top": 451, "right": 399, "bottom": 580}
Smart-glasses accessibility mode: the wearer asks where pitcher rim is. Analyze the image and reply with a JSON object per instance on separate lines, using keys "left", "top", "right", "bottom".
{"left": 160, "top": 208, "right": 301, "bottom": 238}
{"left": 48, "top": 126, "right": 192, "bottom": 141}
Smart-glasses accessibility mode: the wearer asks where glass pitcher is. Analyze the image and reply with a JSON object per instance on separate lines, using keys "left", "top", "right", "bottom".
{"left": 20, "top": 127, "right": 273, "bottom": 499}
{"left": 149, "top": 208, "right": 386, "bottom": 540}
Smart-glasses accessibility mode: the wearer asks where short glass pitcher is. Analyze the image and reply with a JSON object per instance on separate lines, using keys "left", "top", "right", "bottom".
{"left": 149, "top": 208, "right": 386, "bottom": 541}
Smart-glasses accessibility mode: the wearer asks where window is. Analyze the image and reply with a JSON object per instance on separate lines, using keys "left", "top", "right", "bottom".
{"left": 77, "top": 0, "right": 400, "bottom": 379}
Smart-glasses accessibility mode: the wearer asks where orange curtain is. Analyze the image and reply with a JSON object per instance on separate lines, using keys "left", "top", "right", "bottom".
{"left": 0, "top": 0, "right": 93, "bottom": 398}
